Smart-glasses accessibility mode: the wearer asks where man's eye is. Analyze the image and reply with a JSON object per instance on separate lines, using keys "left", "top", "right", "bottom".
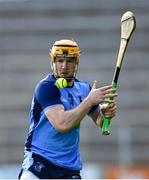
{"left": 67, "top": 58, "right": 75, "bottom": 63}
{"left": 67, "top": 59, "right": 73, "bottom": 63}
{"left": 56, "top": 59, "right": 64, "bottom": 62}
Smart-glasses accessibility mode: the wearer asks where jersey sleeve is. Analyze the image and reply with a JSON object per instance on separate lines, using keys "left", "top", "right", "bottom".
{"left": 35, "top": 81, "right": 63, "bottom": 111}
{"left": 88, "top": 104, "right": 99, "bottom": 114}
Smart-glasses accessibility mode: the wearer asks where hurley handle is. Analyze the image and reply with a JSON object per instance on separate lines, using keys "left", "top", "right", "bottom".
{"left": 102, "top": 82, "right": 117, "bottom": 135}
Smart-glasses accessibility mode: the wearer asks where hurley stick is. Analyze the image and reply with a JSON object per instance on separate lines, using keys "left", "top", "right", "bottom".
{"left": 102, "top": 11, "right": 136, "bottom": 135}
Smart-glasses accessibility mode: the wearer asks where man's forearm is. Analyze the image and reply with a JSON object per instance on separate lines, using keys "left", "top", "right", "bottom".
{"left": 63, "top": 98, "right": 92, "bottom": 128}
{"left": 89, "top": 108, "right": 104, "bottom": 128}
{"left": 45, "top": 98, "right": 93, "bottom": 133}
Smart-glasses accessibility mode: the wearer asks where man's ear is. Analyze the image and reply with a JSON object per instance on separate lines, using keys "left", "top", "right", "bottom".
{"left": 50, "top": 61, "right": 54, "bottom": 71}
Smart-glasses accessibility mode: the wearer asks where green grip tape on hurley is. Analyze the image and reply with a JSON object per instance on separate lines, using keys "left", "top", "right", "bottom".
{"left": 102, "top": 82, "right": 117, "bottom": 135}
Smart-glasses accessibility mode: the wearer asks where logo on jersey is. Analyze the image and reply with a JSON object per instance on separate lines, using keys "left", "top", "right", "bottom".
{"left": 68, "top": 93, "right": 74, "bottom": 106}
{"left": 34, "top": 162, "right": 45, "bottom": 172}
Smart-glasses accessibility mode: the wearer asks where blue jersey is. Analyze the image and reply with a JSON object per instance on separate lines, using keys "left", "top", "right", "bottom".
{"left": 23, "top": 74, "right": 99, "bottom": 171}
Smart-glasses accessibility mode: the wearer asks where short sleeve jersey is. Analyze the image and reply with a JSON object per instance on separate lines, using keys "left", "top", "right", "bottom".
{"left": 24, "top": 74, "right": 99, "bottom": 170}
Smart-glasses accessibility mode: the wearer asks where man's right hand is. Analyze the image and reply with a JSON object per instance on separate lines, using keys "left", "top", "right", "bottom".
{"left": 87, "top": 80, "right": 117, "bottom": 106}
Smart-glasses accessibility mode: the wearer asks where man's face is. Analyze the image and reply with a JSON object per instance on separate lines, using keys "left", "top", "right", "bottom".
{"left": 53, "top": 56, "right": 76, "bottom": 79}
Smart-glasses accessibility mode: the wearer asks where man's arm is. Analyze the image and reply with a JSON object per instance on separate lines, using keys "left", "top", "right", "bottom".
{"left": 89, "top": 102, "right": 117, "bottom": 128}
{"left": 45, "top": 81, "right": 116, "bottom": 133}
{"left": 45, "top": 98, "right": 92, "bottom": 133}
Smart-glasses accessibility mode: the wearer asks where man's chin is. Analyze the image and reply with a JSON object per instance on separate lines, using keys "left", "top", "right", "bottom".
{"left": 56, "top": 75, "right": 74, "bottom": 82}
{"left": 59, "top": 74, "right": 73, "bottom": 79}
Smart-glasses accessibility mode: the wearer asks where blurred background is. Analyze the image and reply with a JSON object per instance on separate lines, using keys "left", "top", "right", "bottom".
{"left": 0, "top": 0, "right": 149, "bottom": 178}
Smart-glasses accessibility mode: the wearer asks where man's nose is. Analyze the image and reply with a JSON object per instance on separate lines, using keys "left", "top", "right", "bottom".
{"left": 62, "top": 60, "right": 67, "bottom": 69}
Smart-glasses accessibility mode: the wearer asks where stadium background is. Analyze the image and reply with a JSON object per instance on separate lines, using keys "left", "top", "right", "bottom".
{"left": 0, "top": 0, "right": 149, "bottom": 178}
